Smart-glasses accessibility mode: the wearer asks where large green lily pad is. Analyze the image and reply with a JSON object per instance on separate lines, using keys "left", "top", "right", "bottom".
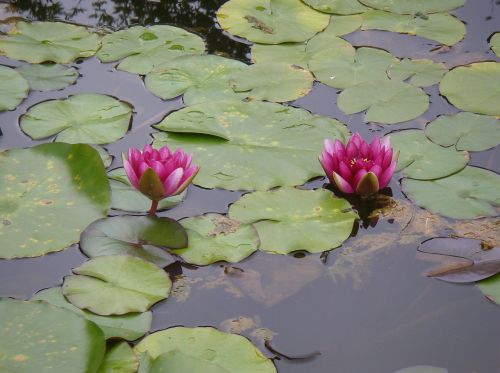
{"left": 176, "top": 213, "right": 259, "bottom": 265}
{"left": 425, "top": 112, "right": 500, "bottom": 152}
{"left": 439, "top": 62, "right": 500, "bottom": 116}
{"left": 33, "top": 287, "right": 152, "bottom": 341}
{"left": 327, "top": 14, "right": 363, "bottom": 35}
{"left": 361, "top": 10, "right": 466, "bottom": 46}
{"left": 80, "top": 215, "right": 187, "bottom": 267}
{"left": 97, "top": 25, "right": 205, "bottom": 75}
{"left": 0, "top": 21, "right": 100, "bottom": 63}
{"left": 389, "top": 129, "right": 469, "bottom": 179}
{"left": 135, "top": 326, "right": 276, "bottom": 373}
{"left": 337, "top": 80, "right": 429, "bottom": 124}
{"left": 145, "top": 54, "right": 246, "bottom": 104}
{"left": 477, "top": 273, "right": 500, "bottom": 306}
{"left": 358, "top": 0, "right": 465, "bottom": 14}
{"left": 0, "top": 298, "right": 105, "bottom": 373}
{"left": 387, "top": 58, "right": 447, "bottom": 87}
{"left": 216, "top": 0, "right": 330, "bottom": 44}
{"left": 229, "top": 188, "right": 358, "bottom": 254}
{"left": 143, "top": 350, "right": 230, "bottom": 373}
{"left": 62, "top": 255, "right": 172, "bottom": 315}
{"left": 490, "top": 33, "right": 500, "bottom": 57}
{"left": 17, "top": 64, "right": 78, "bottom": 91}
{"left": 0, "top": 143, "right": 110, "bottom": 259}
{"left": 303, "top": 0, "right": 368, "bottom": 14}
{"left": 20, "top": 94, "right": 132, "bottom": 144}
{"left": 402, "top": 166, "right": 500, "bottom": 219}
{"left": 0, "top": 65, "right": 29, "bottom": 111}
{"left": 153, "top": 100, "right": 350, "bottom": 190}
{"left": 98, "top": 342, "right": 138, "bottom": 373}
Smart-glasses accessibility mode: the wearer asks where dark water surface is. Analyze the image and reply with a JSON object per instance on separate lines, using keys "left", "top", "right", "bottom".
{"left": 1, "top": 1, "right": 500, "bottom": 372}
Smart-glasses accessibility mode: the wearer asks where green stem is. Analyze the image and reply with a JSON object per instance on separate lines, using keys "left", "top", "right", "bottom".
{"left": 148, "top": 200, "right": 159, "bottom": 216}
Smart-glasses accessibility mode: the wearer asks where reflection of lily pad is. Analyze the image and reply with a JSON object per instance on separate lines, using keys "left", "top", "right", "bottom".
{"left": 17, "top": 63, "right": 78, "bottom": 91}
{"left": 0, "top": 21, "right": 101, "bottom": 63}
{"left": 439, "top": 62, "right": 500, "bottom": 116}
{"left": 229, "top": 188, "right": 358, "bottom": 254}
{"left": 359, "top": 0, "right": 465, "bottom": 14}
{"left": 362, "top": 10, "right": 466, "bottom": 46}
{"left": 135, "top": 326, "right": 276, "bottom": 373}
{"left": 33, "top": 287, "right": 152, "bottom": 341}
{"left": 176, "top": 213, "right": 259, "bottom": 265}
{"left": 153, "top": 100, "right": 350, "bottom": 190}
{"left": 402, "top": 167, "right": 500, "bottom": 219}
{"left": 0, "top": 65, "right": 29, "bottom": 111}
{"left": 80, "top": 215, "right": 187, "bottom": 268}
{"left": 216, "top": 0, "right": 330, "bottom": 44}
{"left": 303, "top": 0, "right": 368, "bottom": 14}
{"left": 0, "top": 143, "right": 110, "bottom": 259}
{"left": 490, "top": 33, "right": 500, "bottom": 57}
{"left": 97, "top": 25, "right": 205, "bottom": 75}
{"left": 425, "top": 112, "right": 500, "bottom": 152}
{"left": 20, "top": 94, "right": 132, "bottom": 144}
{"left": 63, "top": 255, "right": 172, "bottom": 315}
{"left": 338, "top": 80, "right": 429, "bottom": 124}
{"left": 387, "top": 58, "right": 447, "bottom": 87}
{"left": 389, "top": 129, "right": 468, "bottom": 179}
{"left": 0, "top": 298, "right": 105, "bottom": 373}
{"left": 98, "top": 342, "right": 138, "bottom": 373}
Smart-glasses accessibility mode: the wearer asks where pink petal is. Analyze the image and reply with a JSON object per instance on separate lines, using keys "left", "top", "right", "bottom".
{"left": 163, "top": 168, "right": 184, "bottom": 197}
{"left": 369, "top": 164, "right": 382, "bottom": 179}
{"left": 338, "top": 160, "right": 353, "bottom": 182}
{"left": 319, "top": 153, "right": 334, "bottom": 176}
{"left": 350, "top": 133, "right": 363, "bottom": 148}
{"left": 382, "top": 148, "right": 393, "bottom": 169}
{"left": 346, "top": 141, "right": 358, "bottom": 159}
{"left": 353, "top": 168, "right": 368, "bottom": 188}
{"left": 333, "top": 139, "right": 346, "bottom": 159}
{"left": 138, "top": 162, "right": 149, "bottom": 176}
{"left": 324, "top": 139, "right": 335, "bottom": 155}
{"left": 379, "top": 160, "right": 397, "bottom": 189}
{"left": 332, "top": 171, "right": 354, "bottom": 194}
{"left": 175, "top": 166, "right": 199, "bottom": 194}
{"left": 369, "top": 137, "right": 381, "bottom": 159}
{"left": 123, "top": 158, "right": 139, "bottom": 188}
{"left": 360, "top": 140, "right": 369, "bottom": 158}
{"left": 381, "top": 136, "right": 391, "bottom": 150}
{"left": 159, "top": 145, "right": 171, "bottom": 159}
{"left": 150, "top": 160, "right": 167, "bottom": 181}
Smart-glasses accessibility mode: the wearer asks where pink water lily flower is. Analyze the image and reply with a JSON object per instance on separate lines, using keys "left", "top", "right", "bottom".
{"left": 123, "top": 144, "right": 199, "bottom": 215}
{"left": 319, "top": 133, "right": 398, "bottom": 195}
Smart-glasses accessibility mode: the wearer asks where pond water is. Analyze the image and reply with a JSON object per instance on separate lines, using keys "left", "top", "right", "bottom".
{"left": 0, "top": 0, "right": 499, "bottom": 372}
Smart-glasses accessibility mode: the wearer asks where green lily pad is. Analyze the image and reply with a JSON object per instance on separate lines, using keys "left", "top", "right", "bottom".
{"left": 108, "top": 168, "right": 185, "bottom": 213}
{"left": 62, "top": 255, "right": 172, "bottom": 315}
{"left": 0, "top": 65, "right": 29, "bottom": 111}
{"left": 98, "top": 342, "right": 138, "bottom": 373}
{"left": 402, "top": 166, "right": 500, "bottom": 219}
{"left": 33, "top": 287, "right": 152, "bottom": 341}
{"left": 387, "top": 58, "right": 447, "bottom": 87}
{"left": 389, "top": 129, "right": 469, "bottom": 179}
{"left": 490, "top": 33, "right": 500, "bottom": 57}
{"left": 327, "top": 14, "right": 363, "bottom": 35}
{"left": 153, "top": 100, "right": 350, "bottom": 190}
{"left": 477, "top": 273, "right": 500, "bottom": 306}
{"left": 135, "top": 326, "right": 276, "bottom": 373}
{"left": 394, "top": 367, "right": 448, "bottom": 373}
{"left": 176, "top": 213, "right": 259, "bottom": 265}
{"left": 361, "top": 10, "right": 466, "bottom": 46}
{"left": 358, "top": 0, "right": 465, "bottom": 14}
{"left": 425, "top": 112, "right": 500, "bottom": 152}
{"left": 337, "top": 80, "right": 429, "bottom": 124}
{"left": 0, "top": 143, "right": 110, "bottom": 259}
{"left": 439, "top": 62, "right": 500, "bottom": 116}
{"left": 17, "top": 63, "right": 78, "bottom": 91}
{"left": 230, "top": 62, "right": 314, "bottom": 102}
{"left": 0, "top": 298, "right": 105, "bottom": 373}
{"left": 80, "top": 215, "right": 187, "bottom": 267}
{"left": 216, "top": 0, "right": 330, "bottom": 44}
{"left": 20, "top": 94, "right": 132, "bottom": 144}
{"left": 144, "top": 54, "right": 246, "bottom": 104}
{"left": 310, "top": 46, "right": 397, "bottom": 89}
{"left": 97, "top": 25, "right": 205, "bottom": 75}
{"left": 229, "top": 188, "right": 358, "bottom": 254}
{"left": 0, "top": 21, "right": 100, "bottom": 63}
{"left": 303, "top": 0, "right": 369, "bottom": 14}
{"left": 145, "top": 350, "right": 230, "bottom": 373}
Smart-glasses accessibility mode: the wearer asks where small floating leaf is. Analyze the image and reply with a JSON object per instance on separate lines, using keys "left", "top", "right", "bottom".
{"left": 490, "top": 33, "right": 500, "bottom": 57}
{"left": 302, "top": 0, "right": 368, "bottom": 15}
{"left": 387, "top": 58, "right": 447, "bottom": 87}
{"left": 17, "top": 63, "right": 78, "bottom": 91}
{"left": 358, "top": 0, "right": 465, "bottom": 14}
{"left": 97, "top": 342, "right": 138, "bottom": 373}
{"left": 0, "top": 65, "right": 29, "bottom": 111}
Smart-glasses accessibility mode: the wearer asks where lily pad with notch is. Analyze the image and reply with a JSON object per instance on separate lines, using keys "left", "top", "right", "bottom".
{"left": 0, "top": 64, "right": 29, "bottom": 111}
{"left": 17, "top": 63, "right": 78, "bottom": 91}
{"left": 358, "top": 0, "right": 465, "bottom": 14}
{"left": 387, "top": 58, "right": 447, "bottom": 87}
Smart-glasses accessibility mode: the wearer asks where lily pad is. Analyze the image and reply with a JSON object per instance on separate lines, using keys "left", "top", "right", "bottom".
{"left": 394, "top": 367, "right": 448, "bottom": 373}
{"left": 17, "top": 63, "right": 78, "bottom": 91}
{"left": 0, "top": 65, "right": 29, "bottom": 111}
{"left": 402, "top": 166, "right": 500, "bottom": 219}
{"left": 153, "top": 100, "right": 350, "bottom": 190}
{"left": 0, "top": 21, "right": 100, "bottom": 63}
{"left": 387, "top": 58, "right": 447, "bottom": 87}
{"left": 144, "top": 54, "right": 246, "bottom": 103}
{"left": 361, "top": 10, "right": 466, "bottom": 46}
{"left": 97, "top": 25, "right": 205, "bottom": 75}
{"left": 327, "top": 14, "right": 363, "bottom": 35}
{"left": 93, "top": 145, "right": 113, "bottom": 168}
{"left": 62, "top": 255, "right": 172, "bottom": 315}
{"left": 490, "top": 33, "right": 500, "bottom": 57}
{"left": 425, "top": 112, "right": 500, "bottom": 152}
{"left": 0, "top": 143, "right": 110, "bottom": 259}
{"left": 439, "top": 62, "right": 500, "bottom": 116}
{"left": 389, "top": 129, "right": 468, "bottom": 179}
{"left": 33, "top": 287, "right": 153, "bottom": 341}
{"left": 145, "top": 350, "right": 230, "bottom": 373}
{"left": 80, "top": 215, "right": 187, "bottom": 268}
{"left": 358, "top": 0, "right": 465, "bottom": 14}
{"left": 337, "top": 80, "right": 429, "bottom": 124}
{"left": 0, "top": 298, "right": 105, "bottom": 373}
{"left": 175, "top": 213, "right": 259, "bottom": 265}
{"left": 230, "top": 62, "right": 314, "bottom": 102}
{"left": 302, "top": 0, "right": 369, "bottom": 14}
{"left": 20, "top": 94, "right": 132, "bottom": 144}
{"left": 228, "top": 188, "right": 358, "bottom": 254}
{"left": 477, "top": 273, "right": 500, "bottom": 306}
{"left": 98, "top": 342, "right": 138, "bottom": 373}
{"left": 216, "top": 0, "right": 330, "bottom": 44}
{"left": 135, "top": 326, "right": 276, "bottom": 373}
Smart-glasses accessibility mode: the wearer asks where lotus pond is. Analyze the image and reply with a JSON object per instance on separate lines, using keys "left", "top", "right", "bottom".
{"left": 0, "top": 0, "right": 499, "bottom": 372}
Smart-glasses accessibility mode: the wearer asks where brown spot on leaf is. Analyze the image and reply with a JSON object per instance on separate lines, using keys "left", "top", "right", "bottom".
{"left": 208, "top": 216, "right": 240, "bottom": 236}
{"left": 13, "top": 354, "right": 28, "bottom": 362}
